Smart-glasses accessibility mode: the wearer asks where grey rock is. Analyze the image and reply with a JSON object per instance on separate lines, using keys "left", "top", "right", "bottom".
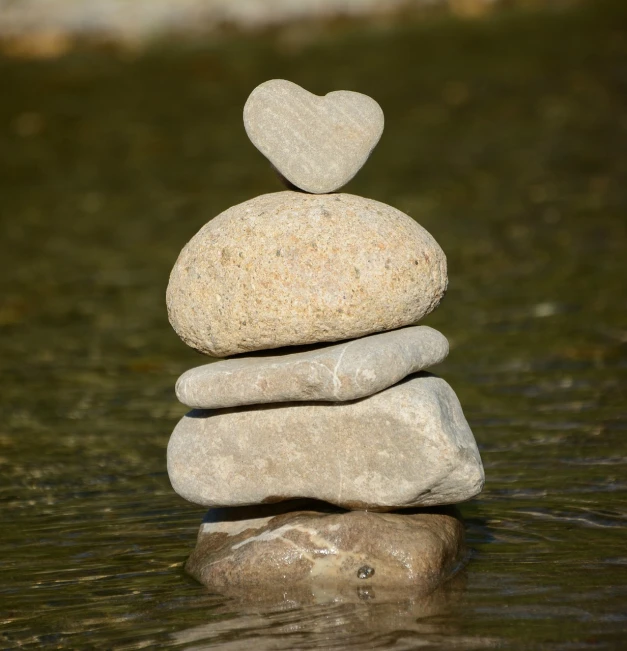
{"left": 176, "top": 325, "right": 449, "bottom": 408}
{"left": 244, "top": 79, "right": 384, "bottom": 194}
{"left": 167, "top": 374, "right": 484, "bottom": 510}
{"left": 185, "top": 502, "right": 465, "bottom": 599}
{"left": 166, "top": 191, "right": 447, "bottom": 357}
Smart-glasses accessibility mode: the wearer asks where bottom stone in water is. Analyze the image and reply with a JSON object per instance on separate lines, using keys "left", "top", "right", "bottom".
{"left": 185, "top": 501, "right": 465, "bottom": 599}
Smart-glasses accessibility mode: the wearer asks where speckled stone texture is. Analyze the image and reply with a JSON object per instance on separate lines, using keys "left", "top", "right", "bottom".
{"left": 185, "top": 502, "right": 465, "bottom": 597}
{"left": 244, "top": 79, "right": 384, "bottom": 193}
{"left": 167, "top": 374, "right": 484, "bottom": 510}
{"left": 176, "top": 325, "right": 448, "bottom": 409}
{"left": 166, "top": 191, "right": 447, "bottom": 357}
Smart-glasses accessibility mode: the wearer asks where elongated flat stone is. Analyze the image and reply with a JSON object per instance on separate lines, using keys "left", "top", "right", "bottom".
{"left": 186, "top": 503, "right": 465, "bottom": 599}
{"left": 166, "top": 191, "right": 447, "bottom": 357}
{"left": 167, "top": 374, "right": 484, "bottom": 510}
{"left": 244, "top": 79, "right": 384, "bottom": 194}
{"left": 176, "top": 326, "right": 448, "bottom": 409}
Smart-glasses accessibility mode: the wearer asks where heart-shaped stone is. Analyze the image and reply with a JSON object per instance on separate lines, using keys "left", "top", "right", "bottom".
{"left": 244, "top": 79, "right": 384, "bottom": 194}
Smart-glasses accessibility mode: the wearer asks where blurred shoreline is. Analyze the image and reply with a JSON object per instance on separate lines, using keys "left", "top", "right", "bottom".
{"left": 0, "top": 0, "right": 577, "bottom": 58}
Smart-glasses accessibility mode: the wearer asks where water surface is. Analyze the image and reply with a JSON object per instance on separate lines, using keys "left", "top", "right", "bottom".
{"left": 1, "top": 1, "right": 626, "bottom": 648}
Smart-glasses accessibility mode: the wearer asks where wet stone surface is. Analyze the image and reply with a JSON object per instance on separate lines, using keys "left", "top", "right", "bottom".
{"left": 357, "top": 565, "right": 375, "bottom": 579}
{"left": 185, "top": 502, "right": 465, "bottom": 598}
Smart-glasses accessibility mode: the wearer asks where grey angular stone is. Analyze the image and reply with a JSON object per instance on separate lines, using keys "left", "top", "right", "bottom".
{"left": 244, "top": 79, "right": 384, "bottom": 194}
{"left": 166, "top": 191, "right": 447, "bottom": 357}
{"left": 176, "top": 325, "right": 449, "bottom": 409}
{"left": 185, "top": 502, "right": 465, "bottom": 600}
{"left": 167, "top": 374, "right": 484, "bottom": 510}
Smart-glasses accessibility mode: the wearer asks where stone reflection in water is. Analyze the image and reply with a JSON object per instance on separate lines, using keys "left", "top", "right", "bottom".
{"left": 186, "top": 501, "right": 465, "bottom": 600}
{"left": 171, "top": 570, "right": 472, "bottom": 650}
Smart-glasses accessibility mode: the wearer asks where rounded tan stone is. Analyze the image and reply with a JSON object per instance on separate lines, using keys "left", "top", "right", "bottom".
{"left": 166, "top": 191, "right": 447, "bottom": 357}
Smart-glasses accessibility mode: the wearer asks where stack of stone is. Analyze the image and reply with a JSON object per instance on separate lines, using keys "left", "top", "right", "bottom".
{"left": 166, "top": 79, "right": 484, "bottom": 600}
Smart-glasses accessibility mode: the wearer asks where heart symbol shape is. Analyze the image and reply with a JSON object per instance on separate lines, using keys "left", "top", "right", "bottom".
{"left": 244, "top": 79, "right": 384, "bottom": 194}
